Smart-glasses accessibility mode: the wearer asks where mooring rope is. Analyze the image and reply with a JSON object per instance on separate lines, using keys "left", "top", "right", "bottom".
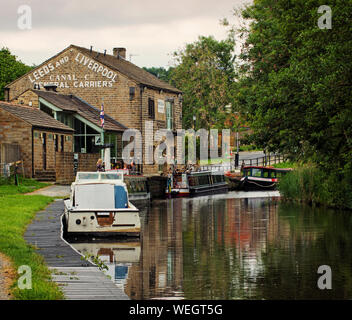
{"left": 246, "top": 179, "right": 276, "bottom": 188}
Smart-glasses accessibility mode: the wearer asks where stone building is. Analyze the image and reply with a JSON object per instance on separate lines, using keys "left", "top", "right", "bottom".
{"left": 4, "top": 44, "right": 183, "bottom": 176}
{"left": 12, "top": 88, "right": 127, "bottom": 157}
{"left": 0, "top": 101, "right": 73, "bottom": 181}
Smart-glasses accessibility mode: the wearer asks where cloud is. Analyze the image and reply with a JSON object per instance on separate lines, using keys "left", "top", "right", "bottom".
{"left": 0, "top": 0, "right": 251, "bottom": 67}
{"left": 1, "top": 0, "right": 249, "bottom": 29}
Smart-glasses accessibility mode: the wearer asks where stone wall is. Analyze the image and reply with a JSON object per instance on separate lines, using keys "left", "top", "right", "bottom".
{"left": 77, "top": 152, "right": 100, "bottom": 172}
{"left": 147, "top": 176, "right": 168, "bottom": 199}
{"left": 55, "top": 152, "right": 74, "bottom": 184}
{"left": 32, "top": 130, "right": 73, "bottom": 174}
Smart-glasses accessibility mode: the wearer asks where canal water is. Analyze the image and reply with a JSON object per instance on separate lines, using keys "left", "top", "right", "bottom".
{"left": 68, "top": 192, "right": 352, "bottom": 300}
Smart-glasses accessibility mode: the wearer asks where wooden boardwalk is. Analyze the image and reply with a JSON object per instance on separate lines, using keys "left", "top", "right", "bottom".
{"left": 24, "top": 200, "right": 129, "bottom": 300}
{"left": 50, "top": 267, "right": 128, "bottom": 300}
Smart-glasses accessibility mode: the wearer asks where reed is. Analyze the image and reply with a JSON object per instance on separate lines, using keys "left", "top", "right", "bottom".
{"left": 278, "top": 165, "right": 352, "bottom": 210}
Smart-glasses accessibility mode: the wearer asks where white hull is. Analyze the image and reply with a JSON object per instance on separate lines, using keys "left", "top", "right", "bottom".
{"left": 64, "top": 200, "right": 140, "bottom": 236}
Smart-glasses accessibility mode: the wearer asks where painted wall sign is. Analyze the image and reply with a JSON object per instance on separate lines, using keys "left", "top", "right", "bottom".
{"left": 28, "top": 56, "right": 69, "bottom": 83}
{"left": 74, "top": 52, "right": 118, "bottom": 82}
{"left": 27, "top": 51, "right": 118, "bottom": 89}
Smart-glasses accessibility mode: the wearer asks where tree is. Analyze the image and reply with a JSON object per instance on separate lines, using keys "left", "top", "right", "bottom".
{"left": 0, "top": 47, "right": 33, "bottom": 101}
{"left": 235, "top": 0, "right": 352, "bottom": 170}
{"left": 170, "top": 36, "right": 238, "bottom": 130}
{"left": 142, "top": 66, "right": 174, "bottom": 83}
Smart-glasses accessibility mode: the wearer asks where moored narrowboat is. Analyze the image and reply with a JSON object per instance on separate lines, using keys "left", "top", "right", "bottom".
{"left": 166, "top": 171, "right": 228, "bottom": 198}
{"left": 239, "top": 166, "right": 292, "bottom": 191}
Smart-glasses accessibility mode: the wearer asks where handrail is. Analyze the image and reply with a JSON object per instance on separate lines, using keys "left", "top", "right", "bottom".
{"left": 199, "top": 153, "right": 286, "bottom": 172}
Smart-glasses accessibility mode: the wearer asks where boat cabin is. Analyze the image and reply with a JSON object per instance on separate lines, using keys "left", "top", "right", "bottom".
{"left": 240, "top": 166, "right": 292, "bottom": 191}
{"left": 242, "top": 166, "right": 292, "bottom": 179}
{"left": 71, "top": 171, "right": 128, "bottom": 209}
{"left": 166, "top": 171, "right": 228, "bottom": 197}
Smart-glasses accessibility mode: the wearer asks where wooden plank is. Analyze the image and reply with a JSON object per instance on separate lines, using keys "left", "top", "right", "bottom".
{"left": 49, "top": 266, "right": 129, "bottom": 300}
{"left": 25, "top": 201, "right": 129, "bottom": 300}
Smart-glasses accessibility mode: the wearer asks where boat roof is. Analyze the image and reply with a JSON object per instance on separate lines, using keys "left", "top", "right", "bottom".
{"left": 243, "top": 166, "right": 292, "bottom": 171}
{"left": 173, "top": 171, "right": 218, "bottom": 175}
{"left": 106, "top": 169, "right": 146, "bottom": 179}
{"left": 74, "top": 171, "right": 124, "bottom": 184}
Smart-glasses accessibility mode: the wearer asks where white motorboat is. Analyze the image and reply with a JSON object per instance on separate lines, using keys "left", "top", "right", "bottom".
{"left": 63, "top": 171, "right": 140, "bottom": 237}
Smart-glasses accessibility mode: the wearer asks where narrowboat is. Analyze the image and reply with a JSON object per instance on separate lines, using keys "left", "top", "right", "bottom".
{"left": 239, "top": 166, "right": 292, "bottom": 191}
{"left": 63, "top": 171, "right": 140, "bottom": 237}
{"left": 165, "top": 171, "right": 228, "bottom": 198}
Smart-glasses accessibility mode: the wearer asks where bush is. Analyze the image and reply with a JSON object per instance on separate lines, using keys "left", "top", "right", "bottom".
{"left": 278, "top": 165, "right": 352, "bottom": 210}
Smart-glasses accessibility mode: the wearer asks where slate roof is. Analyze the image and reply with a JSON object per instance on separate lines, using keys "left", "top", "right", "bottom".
{"left": 72, "top": 45, "right": 182, "bottom": 94}
{"left": 32, "top": 89, "right": 127, "bottom": 132}
{"left": 0, "top": 101, "right": 74, "bottom": 132}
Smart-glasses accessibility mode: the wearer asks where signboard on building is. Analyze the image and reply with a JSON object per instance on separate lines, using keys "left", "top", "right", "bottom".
{"left": 158, "top": 99, "right": 165, "bottom": 114}
{"left": 27, "top": 52, "right": 118, "bottom": 89}
{"left": 95, "top": 136, "right": 103, "bottom": 145}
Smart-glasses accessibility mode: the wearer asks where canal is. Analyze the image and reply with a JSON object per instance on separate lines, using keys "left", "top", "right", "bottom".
{"left": 67, "top": 192, "right": 352, "bottom": 300}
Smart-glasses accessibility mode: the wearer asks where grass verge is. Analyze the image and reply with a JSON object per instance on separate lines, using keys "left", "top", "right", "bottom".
{"left": 0, "top": 176, "right": 50, "bottom": 196}
{"left": 272, "top": 161, "right": 296, "bottom": 169}
{"left": 0, "top": 178, "right": 64, "bottom": 300}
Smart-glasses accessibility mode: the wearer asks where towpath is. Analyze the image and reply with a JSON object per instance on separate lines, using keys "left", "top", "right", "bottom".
{"left": 24, "top": 199, "right": 129, "bottom": 300}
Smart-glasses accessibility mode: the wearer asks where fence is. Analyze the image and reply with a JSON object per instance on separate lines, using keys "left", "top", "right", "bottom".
{"left": 0, "top": 143, "right": 22, "bottom": 178}
{"left": 0, "top": 143, "right": 21, "bottom": 164}
{"left": 200, "top": 153, "right": 286, "bottom": 173}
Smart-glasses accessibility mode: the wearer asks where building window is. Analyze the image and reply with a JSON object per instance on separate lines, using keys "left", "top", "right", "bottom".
{"left": 73, "top": 118, "right": 100, "bottom": 153}
{"left": 57, "top": 112, "right": 73, "bottom": 128}
{"left": 166, "top": 100, "right": 174, "bottom": 130}
{"left": 129, "top": 87, "right": 135, "bottom": 100}
{"left": 148, "top": 98, "right": 155, "bottom": 119}
{"left": 40, "top": 103, "right": 54, "bottom": 117}
{"left": 61, "top": 135, "right": 64, "bottom": 152}
{"left": 54, "top": 134, "right": 58, "bottom": 152}
{"left": 105, "top": 133, "right": 118, "bottom": 160}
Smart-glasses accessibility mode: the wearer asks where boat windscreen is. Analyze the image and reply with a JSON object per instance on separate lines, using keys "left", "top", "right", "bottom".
{"left": 101, "top": 173, "right": 123, "bottom": 180}
{"left": 77, "top": 172, "right": 99, "bottom": 180}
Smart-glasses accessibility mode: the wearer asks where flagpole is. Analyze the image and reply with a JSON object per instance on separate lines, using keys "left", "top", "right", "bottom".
{"left": 100, "top": 98, "right": 105, "bottom": 161}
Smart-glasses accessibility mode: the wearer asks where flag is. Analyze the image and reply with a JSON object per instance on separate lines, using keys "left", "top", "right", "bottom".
{"left": 100, "top": 103, "right": 104, "bottom": 128}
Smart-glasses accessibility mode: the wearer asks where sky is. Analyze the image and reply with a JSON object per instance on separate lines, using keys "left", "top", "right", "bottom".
{"left": 0, "top": 0, "right": 251, "bottom": 68}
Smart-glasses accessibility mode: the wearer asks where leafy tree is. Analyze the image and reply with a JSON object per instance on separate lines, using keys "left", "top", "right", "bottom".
{"left": 142, "top": 66, "right": 174, "bottom": 83}
{"left": 0, "top": 47, "right": 33, "bottom": 100}
{"left": 170, "top": 36, "right": 238, "bottom": 130}
{"left": 235, "top": 0, "right": 352, "bottom": 169}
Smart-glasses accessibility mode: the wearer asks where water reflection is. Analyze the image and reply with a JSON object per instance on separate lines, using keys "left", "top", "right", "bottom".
{"left": 69, "top": 192, "right": 352, "bottom": 300}
{"left": 70, "top": 241, "right": 140, "bottom": 292}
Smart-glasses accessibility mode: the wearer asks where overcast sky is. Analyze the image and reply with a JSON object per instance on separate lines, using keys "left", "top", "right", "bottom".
{"left": 0, "top": 0, "right": 251, "bottom": 68}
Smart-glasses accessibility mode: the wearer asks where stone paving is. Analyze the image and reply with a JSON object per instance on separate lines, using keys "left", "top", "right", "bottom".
{"left": 26, "top": 185, "right": 71, "bottom": 197}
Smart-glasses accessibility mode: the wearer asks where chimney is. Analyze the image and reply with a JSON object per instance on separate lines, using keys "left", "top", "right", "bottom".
{"left": 43, "top": 84, "right": 58, "bottom": 92}
{"left": 113, "top": 47, "right": 126, "bottom": 59}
